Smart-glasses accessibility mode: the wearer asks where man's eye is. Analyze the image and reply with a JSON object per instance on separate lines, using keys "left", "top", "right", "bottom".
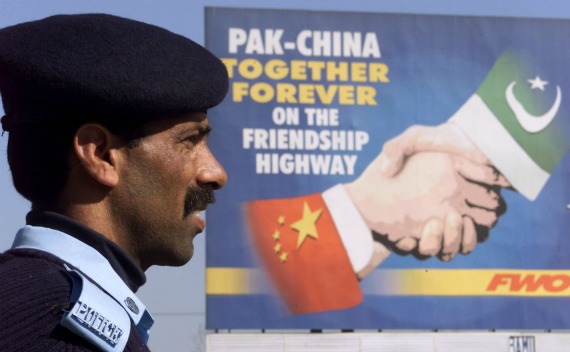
{"left": 183, "top": 135, "right": 202, "bottom": 146}
{"left": 185, "top": 136, "right": 198, "bottom": 144}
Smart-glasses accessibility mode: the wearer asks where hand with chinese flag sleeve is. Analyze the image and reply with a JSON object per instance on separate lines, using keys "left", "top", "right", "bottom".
{"left": 245, "top": 149, "right": 505, "bottom": 315}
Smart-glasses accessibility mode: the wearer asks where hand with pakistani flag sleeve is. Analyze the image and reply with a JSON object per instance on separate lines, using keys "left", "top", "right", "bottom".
{"left": 366, "top": 49, "right": 568, "bottom": 259}
{"left": 382, "top": 50, "right": 569, "bottom": 202}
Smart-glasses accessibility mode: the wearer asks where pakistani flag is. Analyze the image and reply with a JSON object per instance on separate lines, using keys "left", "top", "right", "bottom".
{"left": 450, "top": 50, "right": 569, "bottom": 201}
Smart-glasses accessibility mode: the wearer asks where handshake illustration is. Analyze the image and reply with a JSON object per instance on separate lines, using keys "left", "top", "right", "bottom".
{"left": 246, "top": 51, "right": 565, "bottom": 314}
{"left": 344, "top": 122, "right": 511, "bottom": 278}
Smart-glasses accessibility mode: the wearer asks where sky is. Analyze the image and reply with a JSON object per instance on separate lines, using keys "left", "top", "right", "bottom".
{"left": 1, "top": 1, "right": 569, "bottom": 351}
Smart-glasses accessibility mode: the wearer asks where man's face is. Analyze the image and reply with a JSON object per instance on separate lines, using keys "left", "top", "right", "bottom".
{"left": 111, "top": 112, "right": 227, "bottom": 269}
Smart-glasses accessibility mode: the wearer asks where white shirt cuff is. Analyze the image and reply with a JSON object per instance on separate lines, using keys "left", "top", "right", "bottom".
{"left": 322, "top": 184, "right": 374, "bottom": 273}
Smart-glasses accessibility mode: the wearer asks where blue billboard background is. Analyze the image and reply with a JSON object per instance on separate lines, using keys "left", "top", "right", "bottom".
{"left": 205, "top": 8, "right": 570, "bottom": 329}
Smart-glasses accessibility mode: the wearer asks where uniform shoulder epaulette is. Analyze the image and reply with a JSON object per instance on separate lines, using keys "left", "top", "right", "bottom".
{"left": 60, "top": 265, "right": 131, "bottom": 352}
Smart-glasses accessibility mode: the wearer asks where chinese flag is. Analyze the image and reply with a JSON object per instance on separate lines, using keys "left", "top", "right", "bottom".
{"left": 245, "top": 193, "right": 362, "bottom": 315}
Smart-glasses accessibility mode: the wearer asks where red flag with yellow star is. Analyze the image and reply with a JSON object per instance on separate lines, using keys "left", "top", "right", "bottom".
{"left": 245, "top": 193, "right": 362, "bottom": 315}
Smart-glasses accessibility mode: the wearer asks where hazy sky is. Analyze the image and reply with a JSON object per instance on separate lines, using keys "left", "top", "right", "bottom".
{"left": 1, "top": 1, "right": 569, "bottom": 350}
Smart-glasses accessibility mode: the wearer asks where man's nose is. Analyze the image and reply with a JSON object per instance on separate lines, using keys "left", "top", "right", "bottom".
{"left": 196, "top": 146, "right": 227, "bottom": 190}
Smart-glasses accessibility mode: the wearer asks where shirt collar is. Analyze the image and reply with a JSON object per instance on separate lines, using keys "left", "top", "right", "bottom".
{"left": 25, "top": 210, "right": 146, "bottom": 292}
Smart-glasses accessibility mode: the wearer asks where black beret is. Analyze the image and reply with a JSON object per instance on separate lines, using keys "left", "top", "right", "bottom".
{"left": 0, "top": 14, "right": 228, "bottom": 131}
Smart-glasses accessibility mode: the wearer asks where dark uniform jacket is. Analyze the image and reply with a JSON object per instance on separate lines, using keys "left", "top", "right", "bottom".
{"left": 0, "top": 211, "right": 151, "bottom": 351}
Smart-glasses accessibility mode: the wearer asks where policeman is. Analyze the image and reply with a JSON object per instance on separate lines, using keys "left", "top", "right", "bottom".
{"left": 0, "top": 14, "right": 228, "bottom": 351}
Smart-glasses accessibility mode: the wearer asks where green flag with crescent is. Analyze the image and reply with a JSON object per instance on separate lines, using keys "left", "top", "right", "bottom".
{"left": 450, "top": 50, "right": 568, "bottom": 201}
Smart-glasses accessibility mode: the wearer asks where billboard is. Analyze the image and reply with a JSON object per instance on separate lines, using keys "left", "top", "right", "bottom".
{"left": 205, "top": 8, "right": 570, "bottom": 329}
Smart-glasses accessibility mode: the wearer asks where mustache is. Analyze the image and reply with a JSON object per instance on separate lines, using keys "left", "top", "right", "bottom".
{"left": 183, "top": 185, "right": 216, "bottom": 218}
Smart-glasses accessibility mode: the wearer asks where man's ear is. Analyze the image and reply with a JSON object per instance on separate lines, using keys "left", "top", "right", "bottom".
{"left": 73, "top": 123, "right": 122, "bottom": 187}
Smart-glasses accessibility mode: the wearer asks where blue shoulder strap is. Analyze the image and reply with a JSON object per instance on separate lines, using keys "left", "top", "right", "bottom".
{"left": 12, "top": 225, "right": 154, "bottom": 345}
{"left": 61, "top": 265, "right": 131, "bottom": 352}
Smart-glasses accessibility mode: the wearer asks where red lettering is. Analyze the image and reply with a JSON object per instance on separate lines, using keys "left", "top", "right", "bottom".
{"left": 487, "top": 273, "right": 570, "bottom": 292}
{"left": 487, "top": 274, "right": 517, "bottom": 291}
{"left": 510, "top": 275, "right": 545, "bottom": 292}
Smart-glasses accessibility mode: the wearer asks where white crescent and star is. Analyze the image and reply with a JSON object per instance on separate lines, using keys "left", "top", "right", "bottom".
{"left": 506, "top": 75, "right": 561, "bottom": 134}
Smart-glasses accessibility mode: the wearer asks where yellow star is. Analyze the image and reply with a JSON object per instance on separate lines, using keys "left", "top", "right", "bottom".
{"left": 273, "top": 243, "right": 282, "bottom": 254}
{"left": 272, "top": 230, "right": 280, "bottom": 241}
{"left": 277, "top": 215, "right": 285, "bottom": 226}
{"left": 290, "top": 201, "right": 322, "bottom": 249}
{"left": 280, "top": 252, "right": 288, "bottom": 263}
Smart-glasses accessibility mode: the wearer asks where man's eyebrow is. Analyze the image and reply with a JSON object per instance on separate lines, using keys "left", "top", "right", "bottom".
{"left": 178, "top": 125, "right": 212, "bottom": 137}
{"left": 198, "top": 125, "right": 212, "bottom": 135}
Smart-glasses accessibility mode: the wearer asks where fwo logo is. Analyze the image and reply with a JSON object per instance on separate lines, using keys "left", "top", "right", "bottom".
{"left": 509, "top": 336, "right": 535, "bottom": 352}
